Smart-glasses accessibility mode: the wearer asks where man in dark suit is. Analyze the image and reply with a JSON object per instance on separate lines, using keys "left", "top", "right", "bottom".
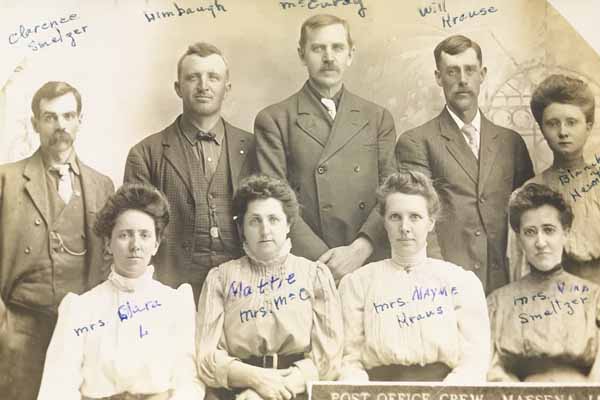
{"left": 0, "top": 81, "right": 114, "bottom": 400}
{"left": 254, "top": 14, "right": 396, "bottom": 281}
{"left": 124, "top": 42, "right": 255, "bottom": 302}
{"left": 395, "top": 35, "right": 534, "bottom": 294}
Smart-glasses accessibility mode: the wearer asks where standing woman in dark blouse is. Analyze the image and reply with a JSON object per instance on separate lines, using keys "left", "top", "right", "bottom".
{"left": 196, "top": 175, "right": 343, "bottom": 400}
{"left": 488, "top": 183, "right": 600, "bottom": 382}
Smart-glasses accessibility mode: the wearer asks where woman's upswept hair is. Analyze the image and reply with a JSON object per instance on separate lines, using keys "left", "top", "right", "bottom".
{"left": 232, "top": 174, "right": 299, "bottom": 227}
{"left": 508, "top": 183, "right": 573, "bottom": 233}
{"left": 376, "top": 169, "right": 441, "bottom": 219}
{"left": 94, "top": 183, "right": 170, "bottom": 240}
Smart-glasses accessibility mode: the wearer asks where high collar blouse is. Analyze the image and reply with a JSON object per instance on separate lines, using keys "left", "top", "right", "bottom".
{"left": 487, "top": 267, "right": 600, "bottom": 381}
{"left": 338, "top": 256, "right": 490, "bottom": 383}
{"left": 36, "top": 266, "right": 204, "bottom": 399}
{"left": 195, "top": 240, "right": 343, "bottom": 389}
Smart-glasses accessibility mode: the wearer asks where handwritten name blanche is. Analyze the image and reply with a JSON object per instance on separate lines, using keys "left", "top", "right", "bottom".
{"left": 144, "top": 0, "right": 226, "bottom": 22}
{"left": 7, "top": 12, "right": 88, "bottom": 52}
{"left": 280, "top": 0, "right": 367, "bottom": 18}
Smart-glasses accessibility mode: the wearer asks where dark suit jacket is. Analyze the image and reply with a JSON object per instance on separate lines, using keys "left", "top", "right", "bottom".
{"left": 0, "top": 149, "right": 114, "bottom": 400}
{"left": 123, "top": 117, "right": 256, "bottom": 289}
{"left": 395, "top": 108, "right": 534, "bottom": 293}
{"left": 254, "top": 83, "right": 396, "bottom": 262}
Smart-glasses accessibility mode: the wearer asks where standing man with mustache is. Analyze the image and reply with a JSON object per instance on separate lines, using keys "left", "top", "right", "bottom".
{"left": 254, "top": 14, "right": 396, "bottom": 281}
{"left": 0, "top": 81, "right": 114, "bottom": 400}
{"left": 124, "top": 42, "right": 256, "bottom": 302}
{"left": 395, "top": 35, "right": 534, "bottom": 294}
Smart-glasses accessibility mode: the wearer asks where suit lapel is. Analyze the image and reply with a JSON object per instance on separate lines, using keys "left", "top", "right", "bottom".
{"left": 224, "top": 121, "right": 249, "bottom": 192}
{"left": 439, "top": 109, "right": 478, "bottom": 184}
{"left": 319, "top": 89, "right": 368, "bottom": 164}
{"left": 478, "top": 115, "right": 501, "bottom": 191}
{"left": 296, "top": 85, "right": 330, "bottom": 147}
{"left": 23, "top": 150, "right": 51, "bottom": 226}
{"left": 162, "top": 120, "right": 194, "bottom": 197}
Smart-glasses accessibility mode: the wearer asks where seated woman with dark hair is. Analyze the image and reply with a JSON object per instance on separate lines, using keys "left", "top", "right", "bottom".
{"left": 339, "top": 170, "right": 490, "bottom": 383}
{"left": 489, "top": 183, "right": 600, "bottom": 382}
{"left": 37, "top": 184, "right": 204, "bottom": 399}
{"left": 196, "top": 175, "right": 343, "bottom": 400}
{"left": 509, "top": 74, "right": 600, "bottom": 283}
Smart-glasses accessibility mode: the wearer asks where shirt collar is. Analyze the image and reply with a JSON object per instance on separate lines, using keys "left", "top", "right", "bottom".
{"left": 446, "top": 105, "right": 481, "bottom": 133}
{"left": 107, "top": 265, "right": 155, "bottom": 292}
{"left": 179, "top": 114, "right": 225, "bottom": 146}
{"left": 41, "top": 149, "right": 80, "bottom": 176}
{"left": 307, "top": 80, "right": 344, "bottom": 108}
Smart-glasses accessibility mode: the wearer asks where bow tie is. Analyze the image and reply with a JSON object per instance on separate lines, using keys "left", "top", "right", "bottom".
{"left": 196, "top": 130, "right": 216, "bottom": 141}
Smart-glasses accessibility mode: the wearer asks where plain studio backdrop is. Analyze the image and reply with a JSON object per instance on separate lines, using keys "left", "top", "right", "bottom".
{"left": 0, "top": 0, "right": 599, "bottom": 185}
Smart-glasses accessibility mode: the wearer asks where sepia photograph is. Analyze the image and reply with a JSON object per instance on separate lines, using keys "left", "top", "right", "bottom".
{"left": 1, "top": 0, "right": 600, "bottom": 399}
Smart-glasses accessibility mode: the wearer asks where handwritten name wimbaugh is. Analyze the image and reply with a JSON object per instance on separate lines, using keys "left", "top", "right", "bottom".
{"left": 144, "top": 0, "right": 227, "bottom": 22}
{"left": 7, "top": 12, "right": 88, "bottom": 52}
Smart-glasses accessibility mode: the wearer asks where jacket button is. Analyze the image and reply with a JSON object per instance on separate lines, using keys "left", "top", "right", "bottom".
{"left": 317, "top": 165, "right": 327, "bottom": 174}
{"left": 473, "top": 264, "right": 481, "bottom": 270}
{"left": 34, "top": 218, "right": 42, "bottom": 226}
{"left": 24, "top": 247, "right": 31, "bottom": 254}
{"left": 474, "top": 230, "right": 482, "bottom": 237}
{"left": 479, "top": 196, "right": 485, "bottom": 203}
{"left": 358, "top": 202, "right": 366, "bottom": 210}
{"left": 354, "top": 165, "right": 360, "bottom": 173}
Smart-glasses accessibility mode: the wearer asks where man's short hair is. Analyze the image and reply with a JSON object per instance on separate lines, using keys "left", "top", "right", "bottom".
{"left": 31, "top": 81, "right": 82, "bottom": 118}
{"left": 434, "top": 35, "right": 483, "bottom": 69}
{"left": 530, "top": 74, "right": 595, "bottom": 126}
{"left": 176, "top": 42, "right": 229, "bottom": 80}
{"left": 298, "top": 14, "right": 354, "bottom": 53}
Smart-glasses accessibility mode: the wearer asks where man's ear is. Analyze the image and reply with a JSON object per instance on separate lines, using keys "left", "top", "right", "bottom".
{"left": 31, "top": 116, "right": 39, "bottom": 134}
{"left": 434, "top": 69, "right": 442, "bottom": 87}
{"left": 298, "top": 46, "right": 306, "bottom": 66}
{"left": 174, "top": 80, "right": 182, "bottom": 99}
{"left": 346, "top": 45, "right": 356, "bottom": 67}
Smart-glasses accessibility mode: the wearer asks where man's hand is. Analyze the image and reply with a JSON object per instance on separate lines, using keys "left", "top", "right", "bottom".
{"left": 318, "top": 236, "right": 373, "bottom": 281}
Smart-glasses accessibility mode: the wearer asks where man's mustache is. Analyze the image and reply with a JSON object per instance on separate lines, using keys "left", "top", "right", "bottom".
{"left": 320, "top": 63, "right": 340, "bottom": 73}
{"left": 48, "top": 130, "right": 73, "bottom": 145}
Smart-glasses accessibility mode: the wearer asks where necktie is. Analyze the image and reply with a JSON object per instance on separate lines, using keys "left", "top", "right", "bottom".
{"left": 320, "top": 98, "right": 337, "bottom": 120}
{"left": 54, "top": 164, "right": 73, "bottom": 203}
{"left": 196, "top": 130, "right": 216, "bottom": 142}
{"left": 462, "top": 123, "right": 479, "bottom": 159}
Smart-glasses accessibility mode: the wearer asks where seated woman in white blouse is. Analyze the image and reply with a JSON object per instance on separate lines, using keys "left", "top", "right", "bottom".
{"left": 37, "top": 184, "right": 204, "bottom": 400}
{"left": 196, "top": 175, "right": 343, "bottom": 400}
{"left": 339, "top": 170, "right": 490, "bottom": 382}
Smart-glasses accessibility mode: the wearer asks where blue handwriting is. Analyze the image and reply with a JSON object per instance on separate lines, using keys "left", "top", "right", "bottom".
{"left": 239, "top": 287, "right": 310, "bottom": 323}
{"left": 144, "top": 0, "right": 227, "bottom": 22}
{"left": 229, "top": 272, "right": 296, "bottom": 298}
{"left": 279, "top": 0, "right": 367, "bottom": 18}
{"left": 118, "top": 299, "right": 162, "bottom": 322}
